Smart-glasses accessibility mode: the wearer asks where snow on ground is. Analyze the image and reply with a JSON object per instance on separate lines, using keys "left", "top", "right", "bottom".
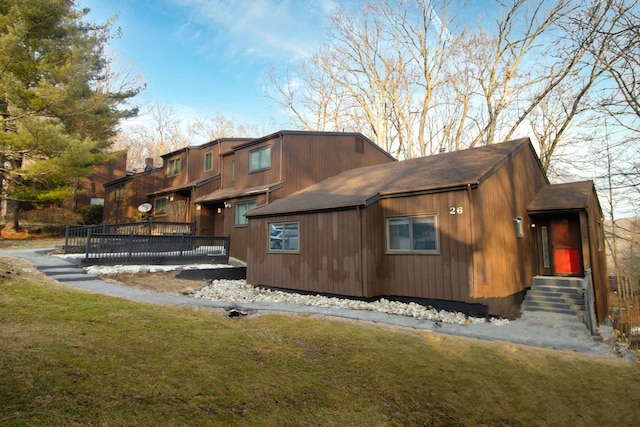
{"left": 77, "top": 261, "right": 509, "bottom": 326}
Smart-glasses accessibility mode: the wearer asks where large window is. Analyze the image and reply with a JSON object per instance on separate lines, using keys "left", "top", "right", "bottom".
{"left": 154, "top": 197, "right": 168, "bottom": 216}
{"left": 167, "top": 158, "right": 181, "bottom": 177}
{"left": 204, "top": 152, "right": 213, "bottom": 171}
{"left": 386, "top": 215, "right": 438, "bottom": 252}
{"left": 249, "top": 145, "right": 271, "bottom": 172}
{"left": 235, "top": 200, "right": 257, "bottom": 226}
{"left": 269, "top": 222, "right": 299, "bottom": 252}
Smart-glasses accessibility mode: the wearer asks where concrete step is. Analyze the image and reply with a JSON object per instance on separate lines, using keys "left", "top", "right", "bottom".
{"left": 521, "top": 303, "right": 586, "bottom": 318}
{"left": 532, "top": 276, "right": 584, "bottom": 289}
{"left": 524, "top": 293, "right": 584, "bottom": 307}
{"left": 524, "top": 290, "right": 584, "bottom": 303}
{"left": 522, "top": 299, "right": 586, "bottom": 312}
{"left": 37, "top": 266, "right": 98, "bottom": 282}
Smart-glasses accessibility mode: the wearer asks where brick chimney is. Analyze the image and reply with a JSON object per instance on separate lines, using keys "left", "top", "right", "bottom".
{"left": 144, "top": 158, "right": 154, "bottom": 171}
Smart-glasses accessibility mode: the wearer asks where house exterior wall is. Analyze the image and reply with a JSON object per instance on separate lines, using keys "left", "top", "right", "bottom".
{"left": 65, "top": 152, "right": 127, "bottom": 211}
{"left": 246, "top": 209, "right": 365, "bottom": 297}
{"left": 246, "top": 143, "right": 551, "bottom": 318}
{"left": 582, "top": 190, "right": 609, "bottom": 321}
{"left": 371, "top": 189, "right": 473, "bottom": 302}
{"left": 103, "top": 169, "right": 164, "bottom": 223}
{"left": 216, "top": 132, "right": 395, "bottom": 261}
{"left": 471, "top": 144, "right": 547, "bottom": 298}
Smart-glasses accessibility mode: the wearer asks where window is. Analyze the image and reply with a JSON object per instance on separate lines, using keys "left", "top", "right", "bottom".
{"left": 596, "top": 221, "right": 604, "bottom": 252}
{"left": 249, "top": 145, "right": 271, "bottom": 172}
{"left": 154, "top": 197, "right": 168, "bottom": 216}
{"left": 235, "top": 200, "right": 257, "bottom": 226}
{"left": 115, "top": 184, "right": 125, "bottom": 202}
{"left": 270, "top": 222, "right": 299, "bottom": 252}
{"left": 204, "top": 152, "right": 213, "bottom": 171}
{"left": 231, "top": 160, "right": 236, "bottom": 182}
{"left": 167, "top": 158, "right": 181, "bottom": 177}
{"left": 386, "top": 215, "right": 438, "bottom": 252}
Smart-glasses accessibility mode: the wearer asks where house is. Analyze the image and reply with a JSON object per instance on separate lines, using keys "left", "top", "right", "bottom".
{"left": 245, "top": 138, "right": 609, "bottom": 320}
{"left": 102, "top": 131, "right": 396, "bottom": 260}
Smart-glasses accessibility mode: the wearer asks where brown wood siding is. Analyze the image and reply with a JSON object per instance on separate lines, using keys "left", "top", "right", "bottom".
{"left": 103, "top": 169, "right": 164, "bottom": 223}
{"left": 246, "top": 210, "right": 365, "bottom": 297}
{"left": 280, "top": 134, "right": 395, "bottom": 194}
{"left": 234, "top": 139, "right": 282, "bottom": 190}
{"left": 372, "top": 190, "right": 472, "bottom": 302}
{"left": 227, "top": 194, "right": 267, "bottom": 260}
{"left": 65, "top": 154, "right": 127, "bottom": 211}
{"left": 163, "top": 151, "right": 190, "bottom": 189}
{"left": 584, "top": 193, "right": 609, "bottom": 321}
{"left": 472, "top": 145, "right": 547, "bottom": 298}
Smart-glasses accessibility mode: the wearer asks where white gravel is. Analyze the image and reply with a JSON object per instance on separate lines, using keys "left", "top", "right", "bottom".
{"left": 193, "top": 279, "right": 509, "bottom": 326}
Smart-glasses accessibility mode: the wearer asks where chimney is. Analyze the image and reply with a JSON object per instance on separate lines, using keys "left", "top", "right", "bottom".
{"left": 144, "top": 158, "right": 154, "bottom": 171}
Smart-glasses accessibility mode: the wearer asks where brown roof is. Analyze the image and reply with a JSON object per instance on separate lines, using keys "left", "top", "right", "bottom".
{"left": 148, "top": 175, "right": 220, "bottom": 197}
{"left": 194, "top": 182, "right": 284, "bottom": 204}
{"left": 248, "top": 138, "right": 534, "bottom": 217}
{"left": 528, "top": 181, "right": 595, "bottom": 213}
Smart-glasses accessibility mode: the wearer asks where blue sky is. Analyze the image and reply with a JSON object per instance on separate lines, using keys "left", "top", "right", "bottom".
{"left": 80, "top": 0, "right": 358, "bottom": 133}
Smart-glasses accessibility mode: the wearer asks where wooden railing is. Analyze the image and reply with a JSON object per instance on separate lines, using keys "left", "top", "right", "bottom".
{"left": 64, "top": 220, "right": 195, "bottom": 253}
{"left": 81, "top": 232, "right": 230, "bottom": 266}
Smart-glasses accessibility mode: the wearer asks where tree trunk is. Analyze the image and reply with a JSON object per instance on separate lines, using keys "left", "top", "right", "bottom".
{"left": 3, "top": 197, "right": 21, "bottom": 231}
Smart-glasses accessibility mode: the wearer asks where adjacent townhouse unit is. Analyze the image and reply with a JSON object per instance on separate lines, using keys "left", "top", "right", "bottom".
{"left": 102, "top": 131, "right": 396, "bottom": 260}
{"left": 245, "top": 138, "right": 609, "bottom": 320}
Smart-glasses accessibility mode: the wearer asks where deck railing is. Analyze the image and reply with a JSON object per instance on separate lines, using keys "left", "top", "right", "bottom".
{"left": 64, "top": 220, "right": 196, "bottom": 253}
{"left": 82, "top": 232, "right": 230, "bottom": 266}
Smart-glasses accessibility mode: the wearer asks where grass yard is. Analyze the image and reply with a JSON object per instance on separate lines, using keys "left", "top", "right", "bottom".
{"left": 1, "top": 256, "right": 639, "bottom": 427}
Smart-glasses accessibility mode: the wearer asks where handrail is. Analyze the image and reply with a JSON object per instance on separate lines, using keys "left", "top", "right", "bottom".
{"left": 583, "top": 268, "right": 598, "bottom": 335}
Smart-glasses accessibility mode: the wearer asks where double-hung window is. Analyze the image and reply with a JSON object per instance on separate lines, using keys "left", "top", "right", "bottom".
{"left": 269, "top": 222, "right": 299, "bottom": 252}
{"left": 235, "top": 200, "right": 257, "bottom": 226}
{"left": 249, "top": 145, "right": 271, "bottom": 172}
{"left": 386, "top": 215, "right": 438, "bottom": 252}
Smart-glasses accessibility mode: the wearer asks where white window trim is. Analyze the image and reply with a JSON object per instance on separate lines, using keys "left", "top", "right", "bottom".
{"left": 385, "top": 214, "right": 439, "bottom": 254}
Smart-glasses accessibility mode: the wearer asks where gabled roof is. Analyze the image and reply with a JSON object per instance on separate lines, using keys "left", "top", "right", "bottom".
{"left": 247, "top": 138, "right": 534, "bottom": 217}
{"left": 528, "top": 180, "right": 595, "bottom": 213}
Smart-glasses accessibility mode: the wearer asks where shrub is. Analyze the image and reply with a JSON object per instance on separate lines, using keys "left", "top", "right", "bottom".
{"left": 76, "top": 204, "right": 103, "bottom": 225}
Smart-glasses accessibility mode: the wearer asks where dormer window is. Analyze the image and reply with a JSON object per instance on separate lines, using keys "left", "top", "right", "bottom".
{"left": 168, "top": 158, "right": 181, "bottom": 177}
{"left": 249, "top": 145, "right": 271, "bottom": 172}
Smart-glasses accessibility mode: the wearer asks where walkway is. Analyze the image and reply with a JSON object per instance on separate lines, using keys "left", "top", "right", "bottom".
{"left": 3, "top": 247, "right": 619, "bottom": 358}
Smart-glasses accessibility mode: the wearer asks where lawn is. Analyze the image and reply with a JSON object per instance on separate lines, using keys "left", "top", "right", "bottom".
{"left": 1, "top": 255, "right": 639, "bottom": 426}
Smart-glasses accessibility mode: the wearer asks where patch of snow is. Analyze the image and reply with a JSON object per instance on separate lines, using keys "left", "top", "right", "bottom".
{"left": 84, "top": 263, "right": 231, "bottom": 275}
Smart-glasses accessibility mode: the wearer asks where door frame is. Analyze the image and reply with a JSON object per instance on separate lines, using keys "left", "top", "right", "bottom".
{"left": 533, "top": 214, "right": 584, "bottom": 277}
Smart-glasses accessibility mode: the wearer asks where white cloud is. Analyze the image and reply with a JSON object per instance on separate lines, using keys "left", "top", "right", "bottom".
{"left": 170, "top": 0, "right": 335, "bottom": 60}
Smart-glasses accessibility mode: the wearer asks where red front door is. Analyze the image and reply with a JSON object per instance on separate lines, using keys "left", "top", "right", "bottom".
{"left": 550, "top": 219, "right": 582, "bottom": 275}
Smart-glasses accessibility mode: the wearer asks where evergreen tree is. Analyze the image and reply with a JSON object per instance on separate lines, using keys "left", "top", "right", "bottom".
{"left": 0, "top": 0, "right": 140, "bottom": 230}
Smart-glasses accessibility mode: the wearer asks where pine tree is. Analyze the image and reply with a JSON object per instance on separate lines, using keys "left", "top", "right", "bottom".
{"left": 0, "top": 0, "right": 140, "bottom": 230}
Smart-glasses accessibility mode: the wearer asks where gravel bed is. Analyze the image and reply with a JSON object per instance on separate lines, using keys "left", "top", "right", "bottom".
{"left": 193, "top": 279, "right": 510, "bottom": 326}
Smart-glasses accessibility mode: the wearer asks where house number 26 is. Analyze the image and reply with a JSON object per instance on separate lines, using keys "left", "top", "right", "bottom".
{"left": 450, "top": 207, "right": 464, "bottom": 215}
